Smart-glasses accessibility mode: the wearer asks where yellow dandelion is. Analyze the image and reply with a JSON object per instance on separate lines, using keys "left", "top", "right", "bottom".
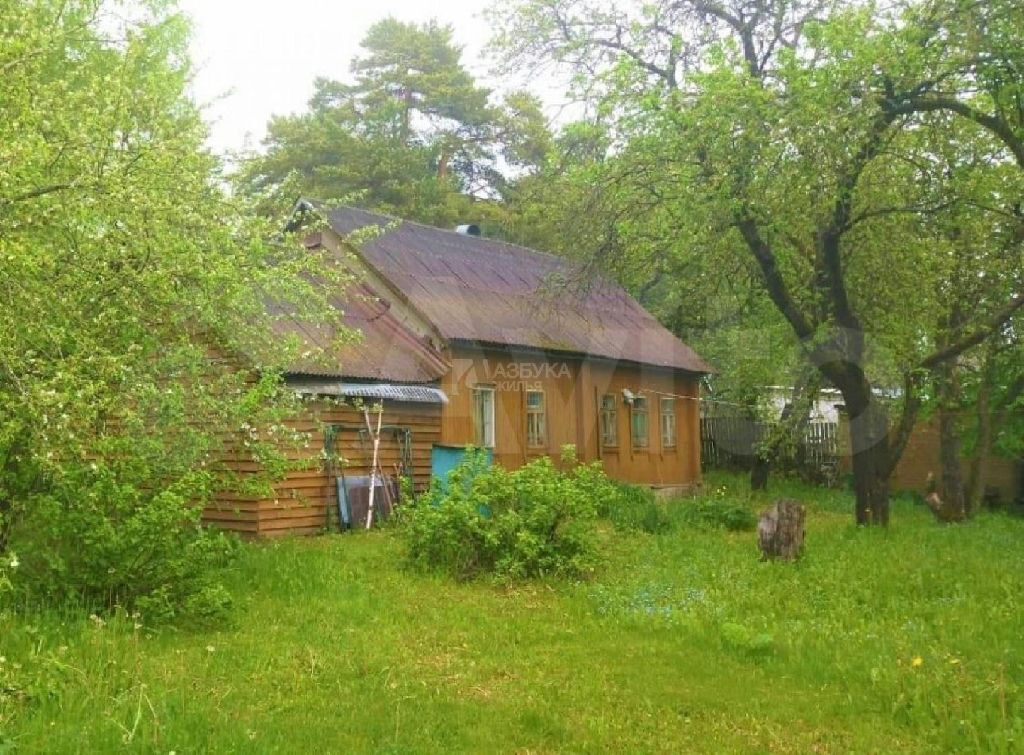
{"left": 911, "top": 656, "right": 923, "bottom": 667}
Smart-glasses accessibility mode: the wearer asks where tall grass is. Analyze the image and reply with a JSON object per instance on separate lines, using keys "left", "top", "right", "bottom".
{"left": 2, "top": 473, "right": 1022, "bottom": 752}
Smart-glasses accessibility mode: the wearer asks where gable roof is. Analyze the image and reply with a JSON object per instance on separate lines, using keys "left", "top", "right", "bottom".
{"left": 320, "top": 205, "right": 712, "bottom": 374}
{"left": 276, "top": 279, "right": 449, "bottom": 383}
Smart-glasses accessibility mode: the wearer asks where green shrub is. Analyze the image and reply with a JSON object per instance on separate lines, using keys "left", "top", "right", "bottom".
{"left": 669, "top": 487, "right": 758, "bottom": 531}
{"left": 401, "top": 448, "right": 599, "bottom": 580}
{"left": 5, "top": 467, "right": 238, "bottom": 625}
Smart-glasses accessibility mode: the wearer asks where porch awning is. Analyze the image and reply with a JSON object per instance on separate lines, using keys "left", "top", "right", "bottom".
{"left": 288, "top": 380, "right": 448, "bottom": 404}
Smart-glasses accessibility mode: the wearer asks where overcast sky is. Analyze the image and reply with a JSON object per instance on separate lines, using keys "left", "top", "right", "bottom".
{"left": 177, "top": 0, "right": 550, "bottom": 156}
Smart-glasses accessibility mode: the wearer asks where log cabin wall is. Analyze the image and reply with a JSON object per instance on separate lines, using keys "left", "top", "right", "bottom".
{"left": 583, "top": 360, "right": 702, "bottom": 488}
{"left": 440, "top": 344, "right": 702, "bottom": 488}
{"left": 439, "top": 345, "right": 584, "bottom": 470}
{"left": 204, "top": 399, "right": 441, "bottom": 538}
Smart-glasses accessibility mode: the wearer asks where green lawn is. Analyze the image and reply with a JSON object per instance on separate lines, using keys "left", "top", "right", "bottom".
{"left": 2, "top": 474, "right": 1022, "bottom": 753}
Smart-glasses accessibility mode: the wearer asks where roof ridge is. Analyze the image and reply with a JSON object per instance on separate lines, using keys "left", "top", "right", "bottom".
{"left": 319, "top": 201, "right": 571, "bottom": 264}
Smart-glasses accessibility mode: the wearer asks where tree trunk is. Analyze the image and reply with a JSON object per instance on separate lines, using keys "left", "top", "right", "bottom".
{"left": 937, "top": 406, "right": 967, "bottom": 520}
{"left": 967, "top": 366, "right": 1023, "bottom": 512}
{"left": 931, "top": 304, "right": 968, "bottom": 518}
{"left": 750, "top": 457, "right": 769, "bottom": 491}
{"left": 749, "top": 374, "right": 815, "bottom": 492}
{"left": 0, "top": 497, "right": 10, "bottom": 554}
{"left": 838, "top": 380, "right": 892, "bottom": 526}
{"left": 966, "top": 367, "right": 993, "bottom": 512}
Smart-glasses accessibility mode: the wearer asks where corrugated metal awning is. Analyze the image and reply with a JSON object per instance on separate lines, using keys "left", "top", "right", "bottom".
{"left": 289, "top": 380, "right": 448, "bottom": 404}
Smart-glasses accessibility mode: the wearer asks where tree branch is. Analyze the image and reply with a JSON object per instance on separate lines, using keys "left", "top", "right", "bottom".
{"left": 818, "top": 103, "right": 900, "bottom": 331}
{"left": 883, "top": 370, "right": 923, "bottom": 477}
{"left": 592, "top": 34, "right": 676, "bottom": 86}
{"left": 735, "top": 212, "right": 816, "bottom": 340}
{"left": 0, "top": 183, "right": 77, "bottom": 207}
{"left": 920, "top": 294, "right": 1024, "bottom": 369}
{"left": 894, "top": 95, "right": 1024, "bottom": 169}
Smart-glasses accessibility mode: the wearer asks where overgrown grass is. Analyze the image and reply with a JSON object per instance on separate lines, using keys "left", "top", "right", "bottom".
{"left": 2, "top": 473, "right": 1022, "bottom": 752}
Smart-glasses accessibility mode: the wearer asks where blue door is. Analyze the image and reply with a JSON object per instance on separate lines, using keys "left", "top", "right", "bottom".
{"left": 430, "top": 444, "right": 493, "bottom": 483}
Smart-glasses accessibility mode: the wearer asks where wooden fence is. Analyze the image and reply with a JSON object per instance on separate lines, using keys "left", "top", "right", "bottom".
{"left": 701, "top": 402, "right": 840, "bottom": 483}
{"left": 700, "top": 413, "right": 762, "bottom": 469}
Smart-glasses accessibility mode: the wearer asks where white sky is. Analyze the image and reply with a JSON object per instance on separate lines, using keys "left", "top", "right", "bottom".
{"left": 177, "top": 0, "right": 561, "bottom": 156}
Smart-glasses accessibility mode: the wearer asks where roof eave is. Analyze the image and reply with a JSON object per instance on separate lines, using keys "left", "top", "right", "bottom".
{"left": 447, "top": 338, "right": 713, "bottom": 375}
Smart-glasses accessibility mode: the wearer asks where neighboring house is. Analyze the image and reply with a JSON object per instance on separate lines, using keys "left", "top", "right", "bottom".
{"left": 763, "top": 386, "right": 845, "bottom": 423}
{"left": 205, "top": 204, "right": 712, "bottom": 536}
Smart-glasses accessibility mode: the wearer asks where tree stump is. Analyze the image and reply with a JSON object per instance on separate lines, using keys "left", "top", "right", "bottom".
{"left": 924, "top": 472, "right": 967, "bottom": 523}
{"left": 758, "top": 499, "right": 805, "bottom": 561}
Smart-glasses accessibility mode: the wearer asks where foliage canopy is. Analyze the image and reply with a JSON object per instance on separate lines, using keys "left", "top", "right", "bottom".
{"left": 0, "top": 0, "right": 350, "bottom": 617}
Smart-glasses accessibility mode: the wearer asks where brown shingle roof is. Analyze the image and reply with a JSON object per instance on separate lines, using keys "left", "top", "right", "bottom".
{"left": 278, "top": 280, "right": 449, "bottom": 382}
{"left": 323, "top": 206, "right": 712, "bottom": 374}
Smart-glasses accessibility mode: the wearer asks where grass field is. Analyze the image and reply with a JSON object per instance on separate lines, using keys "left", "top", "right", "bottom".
{"left": 2, "top": 473, "right": 1022, "bottom": 753}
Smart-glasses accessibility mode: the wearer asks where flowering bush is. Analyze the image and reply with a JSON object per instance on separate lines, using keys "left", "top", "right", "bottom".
{"left": 6, "top": 466, "right": 238, "bottom": 624}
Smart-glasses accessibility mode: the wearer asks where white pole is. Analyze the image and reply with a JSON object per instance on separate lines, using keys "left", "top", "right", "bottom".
{"left": 364, "top": 405, "right": 383, "bottom": 529}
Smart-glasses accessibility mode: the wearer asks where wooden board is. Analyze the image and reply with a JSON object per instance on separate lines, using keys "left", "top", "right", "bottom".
{"left": 439, "top": 344, "right": 702, "bottom": 487}
{"left": 204, "top": 399, "right": 441, "bottom": 536}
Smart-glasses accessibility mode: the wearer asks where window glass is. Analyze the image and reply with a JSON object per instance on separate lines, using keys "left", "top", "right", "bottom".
{"left": 661, "top": 397, "right": 676, "bottom": 448}
{"left": 473, "top": 386, "right": 495, "bottom": 448}
{"left": 631, "top": 396, "right": 649, "bottom": 449}
{"left": 526, "top": 390, "right": 546, "bottom": 447}
{"left": 600, "top": 394, "right": 618, "bottom": 447}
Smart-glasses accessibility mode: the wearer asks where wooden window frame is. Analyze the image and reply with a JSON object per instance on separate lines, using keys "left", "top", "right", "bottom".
{"left": 525, "top": 389, "right": 547, "bottom": 449}
{"left": 631, "top": 396, "right": 649, "bottom": 449}
{"left": 600, "top": 393, "right": 618, "bottom": 448}
{"left": 473, "top": 385, "right": 496, "bottom": 448}
{"left": 660, "top": 397, "right": 677, "bottom": 449}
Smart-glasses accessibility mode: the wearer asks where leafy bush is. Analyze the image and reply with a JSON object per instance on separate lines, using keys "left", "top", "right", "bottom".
{"left": 669, "top": 487, "right": 758, "bottom": 531}
{"left": 401, "top": 448, "right": 599, "bottom": 580}
{"left": 6, "top": 467, "right": 238, "bottom": 624}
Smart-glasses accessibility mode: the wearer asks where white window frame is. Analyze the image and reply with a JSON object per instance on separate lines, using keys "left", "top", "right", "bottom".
{"left": 473, "top": 385, "right": 496, "bottom": 448}
{"left": 525, "top": 390, "right": 547, "bottom": 448}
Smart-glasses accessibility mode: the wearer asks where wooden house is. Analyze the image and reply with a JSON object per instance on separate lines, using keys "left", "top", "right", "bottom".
{"left": 205, "top": 204, "right": 712, "bottom": 536}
